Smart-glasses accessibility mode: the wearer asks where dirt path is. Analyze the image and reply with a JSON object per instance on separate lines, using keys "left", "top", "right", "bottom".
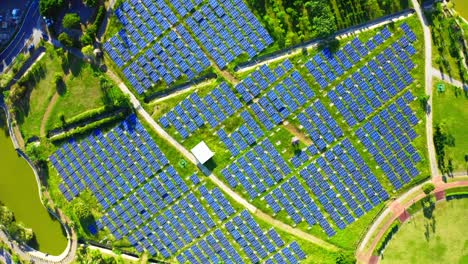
{"left": 39, "top": 92, "right": 59, "bottom": 138}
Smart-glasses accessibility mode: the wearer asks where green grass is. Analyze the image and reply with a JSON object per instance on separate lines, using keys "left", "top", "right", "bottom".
{"left": 427, "top": 9, "right": 467, "bottom": 83}
{"left": 14, "top": 45, "right": 106, "bottom": 141}
{"left": 45, "top": 62, "right": 106, "bottom": 132}
{"left": 432, "top": 80, "right": 468, "bottom": 172}
{"left": 380, "top": 198, "right": 468, "bottom": 264}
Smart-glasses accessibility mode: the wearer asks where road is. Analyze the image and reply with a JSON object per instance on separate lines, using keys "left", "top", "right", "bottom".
{"left": 0, "top": 0, "right": 41, "bottom": 73}
{"left": 410, "top": 0, "right": 439, "bottom": 183}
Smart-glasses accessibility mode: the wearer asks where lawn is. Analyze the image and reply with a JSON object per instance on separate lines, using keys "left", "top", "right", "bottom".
{"left": 45, "top": 61, "right": 107, "bottom": 132}
{"left": 432, "top": 80, "right": 468, "bottom": 172}
{"left": 427, "top": 8, "right": 467, "bottom": 83}
{"left": 380, "top": 198, "right": 468, "bottom": 264}
{"left": 14, "top": 44, "right": 107, "bottom": 140}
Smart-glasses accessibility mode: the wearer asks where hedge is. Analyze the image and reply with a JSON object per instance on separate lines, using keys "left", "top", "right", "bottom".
{"left": 375, "top": 222, "right": 400, "bottom": 255}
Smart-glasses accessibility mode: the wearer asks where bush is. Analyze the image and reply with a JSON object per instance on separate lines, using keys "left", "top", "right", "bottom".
{"left": 83, "top": 0, "right": 98, "bottom": 7}
{"left": 94, "top": 6, "right": 105, "bottom": 28}
{"left": 422, "top": 183, "right": 435, "bottom": 195}
{"left": 73, "top": 201, "right": 92, "bottom": 221}
{"left": 80, "top": 33, "right": 94, "bottom": 46}
{"left": 58, "top": 32, "right": 73, "bottom": 47}
{"left": 335, "top": 250, "right": 355, "bottom": 264}
{"left": 376, "top": 222, "right": 399, "bottom": 255}
{"left": 39, "top": 0, "right": 65, "bottom": 17}
{"left": 62, "top": 13, "right": 81, "bottom": 29}
{"left": 0, "top": 206, "right": 14, "bottom": 226}
{"left": 7, "top": 222, "right": 34, "bottom": 244}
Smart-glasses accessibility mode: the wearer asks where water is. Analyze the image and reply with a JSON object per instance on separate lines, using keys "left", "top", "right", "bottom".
{"left": 453, "top": 0, "right": 468, "bottom": 20}
{"left": 0, "top": 110, "right": 67, "bottom": 255}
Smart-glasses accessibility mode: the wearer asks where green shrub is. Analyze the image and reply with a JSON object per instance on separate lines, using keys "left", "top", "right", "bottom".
{"left": 58, "top": 32, "right": 74, "bottom": 47}
{"left": 62, "top": 13, "right": 81, "bottom": 29}
{"left": 422, "top": 183, "right": 435, "bottom": 195}
{"left": 376, "top": 222, "right": 399, "bottom": 255}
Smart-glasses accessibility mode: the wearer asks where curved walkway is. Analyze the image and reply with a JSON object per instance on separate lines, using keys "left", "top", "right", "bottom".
{"left": 356, "top": 179, "right": 468, "bottom": 263}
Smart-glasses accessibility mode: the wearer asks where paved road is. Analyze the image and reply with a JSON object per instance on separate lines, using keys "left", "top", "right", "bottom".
{"left": 0, "top": 0, "right": 41, "bottom": 73}
{"left": 411, "top": 0, "right": 439, "bottom": 183}
{"left": 432, "top": 67, "right": 467, "bottom": 89}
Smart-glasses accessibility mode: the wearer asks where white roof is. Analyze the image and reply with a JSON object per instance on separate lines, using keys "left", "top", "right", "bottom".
{"left": 191, "top": 141, "right": 214, "bottom": 164}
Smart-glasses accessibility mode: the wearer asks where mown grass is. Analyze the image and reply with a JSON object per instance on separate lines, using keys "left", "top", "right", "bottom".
{"left": 432, "top": 79, "right": 468, "bottom": 172}
{"left": 15, "top": 44, "right": 106, "bottom": 141}
{"left": 380, "top": 198, "right": 468, "bottom": 264}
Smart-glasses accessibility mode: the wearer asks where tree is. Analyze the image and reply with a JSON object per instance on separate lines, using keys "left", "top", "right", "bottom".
{"left": 81, "top": 45, "right": 95, "bottom": 58}
{"left": 73, "top": 201, "right": 92, "bottom": 221}
{"left": 62, "top": 13, "right": 81, "bottom": 29}
{"left": 422, "top": 183, "right": 435, "bottom": 195}
{"left": 336, "top": 250, "right": 356, "bottom": 264}
{"left": 81, "top": 33, "right": 94, "bottom": 47}
{"left": 8, "top": 222, "right": 34, "bottom": 244}
{"left": 58, "top": 32, "right": 73, "bottom": 47}
{"left": 83, "top": 0, "right": 98, "bottom": 7}
{"left": 0, "top": 206, "right": 14, "bottom": 226}
{"left": 39, "top": 0, "right": 65, "bottom": 17}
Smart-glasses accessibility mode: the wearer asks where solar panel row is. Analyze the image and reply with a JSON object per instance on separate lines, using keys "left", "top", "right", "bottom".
{"left": 221, "top": 139, "right": 291, "bottom": 199}
{"left": 356, "top": 93, "right": 421, "bottom": 190}
{"left": 306, "top": 27, "right": 392, "bottom": 89}
{"left": 159, "top": 82, "right": 242, "bottom": 139}
{"left": 186, "top": 0, "right": 273, "bottom": 69}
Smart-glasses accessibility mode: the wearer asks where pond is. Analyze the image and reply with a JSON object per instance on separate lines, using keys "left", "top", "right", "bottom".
{"left": 0, "top": 110, "right": 67, "bottom": 255}
{"left": 453, "top": 0, "right": 468, "bottom": 20}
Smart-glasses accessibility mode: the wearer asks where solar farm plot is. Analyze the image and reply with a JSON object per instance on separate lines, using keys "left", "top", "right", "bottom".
{"left": 305, "top": 27, "right": 393, "bottom": 89}
{"left": 103, "top": 0, "right": 180, "bottom": 68}
{"left": 159, "top": 82, "right": 243, "bottom": 139}
{"left": 217, "top": 110, "right": 265, "bottom": 157}
{"left": 327, "top": 33, "right": 417, "bottom": 127}
{"left": 176, "top": 210, "right": 306, "bottom": 263}
{"left": 264, "top": 138, "right": 389, "bottom": 237}
{"left": 185, "top": 0, "right": 273, "bottom": 69}
{"left": 51, "top": 115, "right": 169, "bottom": 205}
{"left": 120, "top": 27, "right": 211, "bottom": 94}
{"left": 356, "top": 92, "right": 422, "bottom": 190}
{"left": 291, "top": 100, "right": 344, "bottom": 168}
{"left": 234, "top": 60, "right": 298, "bottom": 104}
{"left": 220, "top": 139, "right": 291, "bottom": 200}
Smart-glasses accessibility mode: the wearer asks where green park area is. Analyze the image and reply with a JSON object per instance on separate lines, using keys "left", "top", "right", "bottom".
{"left": 432, "top": 80, "right": 468, "bottom": 173}
{"left": 6, "top": 45, "right": 127, "bottom": 142}
{"left": 380, "top": 197, "right": 468, "bottom": 264}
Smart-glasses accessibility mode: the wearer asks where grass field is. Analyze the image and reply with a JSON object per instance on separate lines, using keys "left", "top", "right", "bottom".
{"left": 432, "top": 80, "right": 468, "bottom": 172}
{"left": 380, "top": 198, "right": 468, "bottom": 264}
{"left": 427, "top": 8, "right": 467, "bottom": 83}
{"left": 15, "top": 45, "right": 107, "bottom": 140}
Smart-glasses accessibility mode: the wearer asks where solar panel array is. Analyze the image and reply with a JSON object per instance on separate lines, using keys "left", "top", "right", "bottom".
{"left": 221, "top": 139, "right": 291, "bottom": 199}
{"left": 266, "top": 138, "right": 389, "bottom": 236}
{"left": 356, "top": 93, "right": 421, "bottom": 190}
{"left": 186, "top": 0, "right": 273, "bottom": 68}
{"left": 159, "top": 82, "right": 242, "bottom": 139}
{"left": 104, "top": 0, "right": 180, "bottom": 68}
{"left": 218, "top": 110, "right": 264, "bottom": 157}
{"left": 122, "top": 27, "right": 211, "bottom": 94}
{"left": 306, "top": 27, "right": 392, "bottom": 89}
{"left": 176, "top": 210, "right": 305, "bottom": 264}
{"left": 235, "top": 60, "right": 296, "bottom": 104}
{"left": 327, "top": 34, "right": 417, "bottom": 127}
{"left": 51, "top": 115, "right": 168, "bottom": 205}
{"left": 292, "top": 100, "right": 344, "bottom": 167}
{"left": 248, "top": 72, "right": 315, "bottom": 131}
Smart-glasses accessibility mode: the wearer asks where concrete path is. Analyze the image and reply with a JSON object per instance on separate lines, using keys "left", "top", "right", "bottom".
{"left": 432, "top": 67, "right": 467, "bottom": 89}
{"left": 411, "top": 0, "right": 439, "bottom": 183}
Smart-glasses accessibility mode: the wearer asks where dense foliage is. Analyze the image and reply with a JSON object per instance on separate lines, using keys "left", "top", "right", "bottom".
{"left": 247, "top": 0, "right": 409, "bottom": 48}
{"left": 62, "top": 13, "right": 81, "bottom": 29}
{"left": 0, "top": 206, "right": 35, "bottom": 245}
{"left": 39, "top": 0, "right": 65, "bottom": 17}
{"left": 422, "top": 183, "right": 435, "bottom": 195}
